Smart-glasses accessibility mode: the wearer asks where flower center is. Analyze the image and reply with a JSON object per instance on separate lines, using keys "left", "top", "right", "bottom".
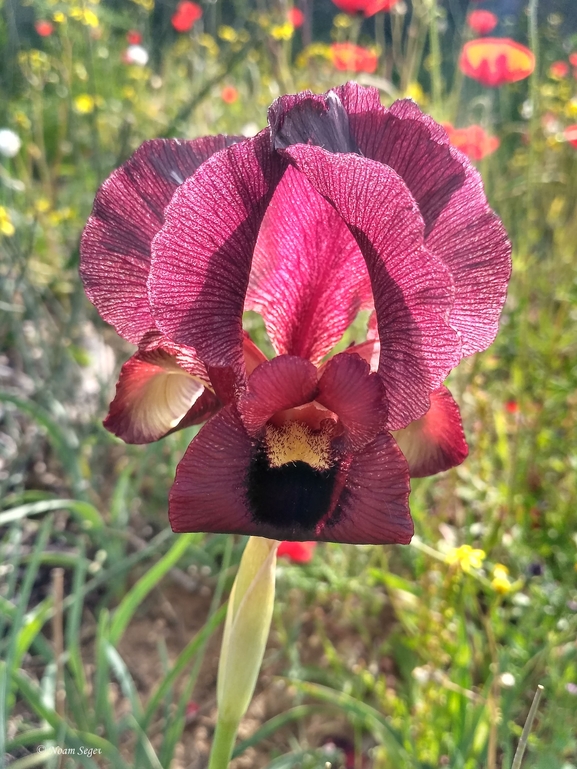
{"left": 264, "top": 421, "right": 332, "bottom": 470}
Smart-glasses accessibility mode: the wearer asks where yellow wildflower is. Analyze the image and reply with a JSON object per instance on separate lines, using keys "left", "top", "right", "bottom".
{"left": 405, "top": 82, "right": 426, "bottom": 105}
{"left": 270, "top": 22, "right": 294, "bottom": 41}
{"left": 53, "top": 11, "right": 66, "bottom": 23}
{"left": 218, "top": 25, "right": 237, "bottom": 43}
{"left": 0, "top": 207, "right": 15, "bottom": 237}
{"left": 446, "top": 544, "right": 486, "bottom": 573}
{"left": 491, "top": 564, "right": 512, "bottom": 594}
{"left": 74, "top": 94, "right": 95, "bottom": 114}
{"left": 334, "top": 13, "right": 353, "bottom": 28}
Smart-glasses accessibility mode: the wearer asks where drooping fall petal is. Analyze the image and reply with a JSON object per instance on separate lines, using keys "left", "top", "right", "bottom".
{"left": 150, "top": 130, "right": 286, "bottom": 379}
{"left": 246, "top": 165, "right": 372, "bottom": 364}
{"left": 104, "top": 348, "right": 219, "bottom": 443}
{"left": 278, "top": 142, "right": 460, "bottom": 429}
{"left": 459, "top": 38, "right": 535, "bottom": 87}
{"left": 170, "top": 405, "right": 412, "bottom": 543}
{"left": 392, "top": 386, "right": 468, "bottom": 477}
{"left": 80, "top": 136, "right": 240, "bottom": 343}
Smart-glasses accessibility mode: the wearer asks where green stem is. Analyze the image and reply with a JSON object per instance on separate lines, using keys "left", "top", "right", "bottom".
{"left": 428, "top": 0, "right": 443, "bottom": 115}
{"left": 208, "top": 719, "right": 239, "bottom": 769}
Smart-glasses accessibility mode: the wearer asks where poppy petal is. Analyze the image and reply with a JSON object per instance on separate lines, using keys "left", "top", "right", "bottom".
{"left": 277, "top": 541, "right": 317, "bottom": 563}
{"left": 80, "top": 136, "right": 240, "bottom": 343}
{"left": 104, "top": 349, "right": 219, "bottom": 443}
{"left": 317, "top": 432, "right": 412, "bottom": 545}
{"left": 149, "top": 130, "right": 286, "bottom": 378}
{"left": 392, "top": 386, "right": 468, "bottom": 477}
{"left": 280, "top": 144, "right": 460, "bottom": 429}
{"left": 238, "top": 355, "right": 319, "bottom": 435}
{"left": 317, "top": 352, "right": 387, "bottom": 451}
{"left": 246, "top": 165, "right": 373, "bottom": 363}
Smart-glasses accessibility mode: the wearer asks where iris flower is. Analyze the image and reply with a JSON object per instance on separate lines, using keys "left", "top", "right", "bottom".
{"left": 81, "top": 83, "right": 511, "bottom": 545}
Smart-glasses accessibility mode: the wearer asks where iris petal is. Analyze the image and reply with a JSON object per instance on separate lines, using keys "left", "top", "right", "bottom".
{"left": 150, "top": 130, "right": 286, "bottom": 380}
{"left": 317, "top": 352, "right": 387, "bottom": 451}
{"left": 247, "top": 165, "right": 372, "bottom": 364}
{"left": 80, "top": 136, "right": 240, "bottom": 343}
{"left": 104, "top": 348, "right": 219, "bottom": 444}
{"left": 280, "top": 143, "right": 460, "bottom": 429}
{"left": 392, "top": 386, "right": 468, "bottom": 477}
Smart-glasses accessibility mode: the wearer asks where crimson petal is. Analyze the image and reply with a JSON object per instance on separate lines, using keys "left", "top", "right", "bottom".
{"left": 426, "top": 150, "right": 511, "bottom": 356}
{"left": 238, "top": 355, "right": 319, "bottom": 435}
{"left": 330, "top": 85, "right": 466, "bottom": 234}
{"left": 317, "top": 352, "right": 387, "bottom": 451}
{"left": 169, "top": 408, "right": 412, "bottom": 544}
{"left": 316, "top": 432, "right": 412, "bottom": 545}
{"left": 104, "top": 348, "right": 219, "bottom": 444}
{"left": 246, "top": 166, "right": 373, "bottom": 364}
{"left": 392, "top": 386, "right": 468, "bottom": 477}
{"left": 280, "top": 144, "right": 460, "bottom": 429}
{"left": 80, "top": 136, "right": 240, "bottom": 343}
{"left": 150, "top": 131, "right": 286, "bottom": 378}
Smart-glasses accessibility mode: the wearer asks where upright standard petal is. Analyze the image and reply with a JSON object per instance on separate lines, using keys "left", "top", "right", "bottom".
{"left": 336, "top": 86, "right": 512, "bottom": 358}
{"left": 331, "top": 86, "right": 466, "bottom": 234}
{"left": 280, "top": 144, "right": 460, "bottom": 429}
{"left": 392, "top": 386, "right": 468, "bottom": 477}
{"left": 425, "top": 151, "right": 511, "bottom": 356}
{"left": 247, "top": 166, "right": 373, "bottom": 364}
{"left": 150, "top": 131, "right": 286, "bottom": 378}
{"left": 80, "top": 136, "right": 240, "bottom": 343}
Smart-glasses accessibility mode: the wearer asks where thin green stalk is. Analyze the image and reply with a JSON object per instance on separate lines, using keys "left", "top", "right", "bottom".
{"left": 428, "top": 0, "right": 443, "bottom": 115}
{"left": 511, "top": 685, "right": 544, "bottom": 769}
{"left": 207, "top": 719, "right": 238, "bottom": 769}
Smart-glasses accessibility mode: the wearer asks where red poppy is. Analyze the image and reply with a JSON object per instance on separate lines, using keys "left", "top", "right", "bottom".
{"left": 288, "top": 8, "right": 305, "bottom": 28}
{"left": 80, "top": 83, "right": 511, "bottom": 544}
{"left": 171, "top": 1, "right": 202, "bottom": 32}
{"left": 467, "top": 10, "right": 498, "bottom": 36}
{"left": 331, "top": 0, "right": 399, "bottom": 16}
{"left": 564, "top": 125, "right": 577, "bottom": 147}
{"left": 330, "top": 43, "right": 378, "bottom": 74}
{"left": 442, "top": 123, "right": 499, "bottom": 161}
{"left": 221, "top": 86, "right": 238, "bottom": 104}
{"left": 278, "top": 541, "right": 317, "bottom": 563}
{"left": 127, "top": 30, "right": 143, "bottom": 45}
{"left": 460, "top": 38, "right": 535, "bottom": 87}
{"left": 549, "top": 60, "right": 569, "bottom": 78}
{"left": 505, "top": 400, "right": 519, "bottom": 414}
{"left": 35, "top": 20, "right": 54, "bottom": 37}
{"left": 569, "top": 53, "right": 577, "bottom": 67}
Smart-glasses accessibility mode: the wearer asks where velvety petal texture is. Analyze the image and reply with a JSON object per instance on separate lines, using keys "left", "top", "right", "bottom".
{"left": 393, "top": 386, "right": 468, "bottom": 477}
{"left": 280, "top": 143, "right": 460, "bottom": 429}
{"left": 246, "top": 166, "right": 373, "bottom": 364}
{"left": 150, "top": 130, "right": 286, "bottom": 376}
{"left": 169, "top": 406, "right": 412, "bottom": 544}
{"left": 81, "top": 82, "right": 511, "bottom": 546}
{"left": 81, "top": 136, "right": 240, "bottom": 343}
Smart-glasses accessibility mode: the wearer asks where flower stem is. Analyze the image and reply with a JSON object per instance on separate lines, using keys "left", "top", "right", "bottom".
{"left": 208, "top": 719, "right": 238, "bottom": 769}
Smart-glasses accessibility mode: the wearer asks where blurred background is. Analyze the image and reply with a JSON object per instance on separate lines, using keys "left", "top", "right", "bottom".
{"left": 1, "top": 0, "right": 577, "bottom": 767}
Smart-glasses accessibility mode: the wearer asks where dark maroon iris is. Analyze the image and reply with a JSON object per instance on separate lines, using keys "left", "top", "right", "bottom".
{"left": 80, "top": 82, "right": 511, "bottom": 544}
